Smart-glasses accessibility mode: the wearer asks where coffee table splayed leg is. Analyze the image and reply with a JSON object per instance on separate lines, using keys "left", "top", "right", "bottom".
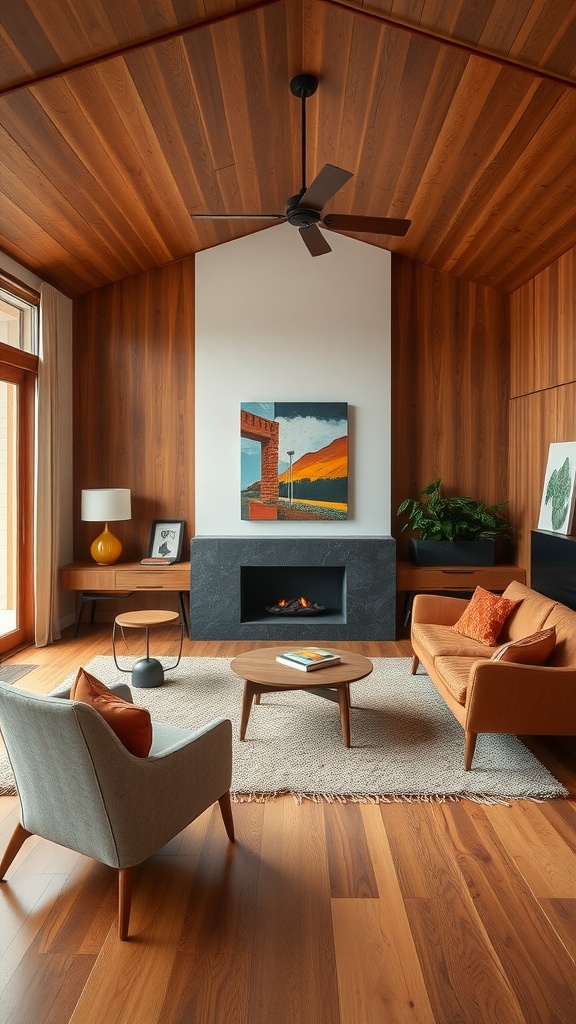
{"left": 230, "top": 647, "right": 373, "bottom": 748}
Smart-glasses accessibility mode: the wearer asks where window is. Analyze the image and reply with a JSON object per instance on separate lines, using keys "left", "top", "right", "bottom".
{"left": 0, "top": 288, "right": 38, "bottom": 354}
{"left": 0, "top": 274, "right": 38, "bottom": 650}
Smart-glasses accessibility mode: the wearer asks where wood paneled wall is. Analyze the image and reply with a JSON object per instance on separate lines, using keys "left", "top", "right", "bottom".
{"left": 73, "top": 257, "right": 195, "bottom": 574}
{"left": 509, "top": 247, "right": 576, "bottom": 576}
{"left": 70, "top": 245, "right": 576, "bottom": 626}
{"left": 391, "top": 255, "right": 510, "bottom": 560}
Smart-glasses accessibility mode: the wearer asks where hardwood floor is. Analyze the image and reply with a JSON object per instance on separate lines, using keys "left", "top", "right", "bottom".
{"left": 0, "top": 628, "right": 575, "bottom": 1024}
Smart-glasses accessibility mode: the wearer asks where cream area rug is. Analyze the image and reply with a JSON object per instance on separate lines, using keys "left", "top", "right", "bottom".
{"left": 0, "top": 657, "right": 567, "bottom": 803}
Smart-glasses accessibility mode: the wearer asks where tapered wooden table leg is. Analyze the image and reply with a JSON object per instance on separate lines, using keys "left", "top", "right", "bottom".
{"left": 337, "top": 685, "right": 351, "bottom": 748}
{"left": 239, "top": 680, "right": 259, "bottom": 740}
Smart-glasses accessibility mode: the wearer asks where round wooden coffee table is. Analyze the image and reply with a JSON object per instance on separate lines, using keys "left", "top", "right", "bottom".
{"left": 230, "top": 647, "right": 373, "bottom": 748}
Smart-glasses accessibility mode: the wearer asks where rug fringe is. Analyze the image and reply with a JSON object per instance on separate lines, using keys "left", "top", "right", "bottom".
{"left": 231, "top": 790, "right": 555, "bottom": 806}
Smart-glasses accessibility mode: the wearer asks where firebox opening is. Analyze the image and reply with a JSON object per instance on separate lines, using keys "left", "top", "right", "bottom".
{"left": 240, "top": 565, "right": 346, "bottom": 624}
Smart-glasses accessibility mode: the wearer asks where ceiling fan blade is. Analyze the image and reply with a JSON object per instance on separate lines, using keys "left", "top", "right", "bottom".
{"left": 299, "top": 224, "right": 332, "bottom": 257}
{"left": 191, "top": 213, "right": 285, "bottom": 221}
{"left": 322, "top": 214, "right": 411, "bottom": 236}
{"left": 300, "top": 165, "right": 353, "bottom": 212}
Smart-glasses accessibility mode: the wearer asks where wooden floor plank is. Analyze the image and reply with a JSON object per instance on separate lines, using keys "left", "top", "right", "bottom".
{"left": 0, "top": 871, "right": 70, "bottom": 977}
{"left": 439, "top": 801, "right": 576, "bottom": 1023}
{"left": 38, "top": 860, "right": 117, "bottom": 955}
{"left": 335, "top": 804, "right": 436, "bottom": 1023}
{"left": 0, "top": 950, "right": 95, "bottom": 1024}
{"left": 332, "top": 899, "right": 434, "bottom": 1024}
{"left": 68, "top": 858, "right": 196, "bottom": 1024}
{"left": 484, "top": 800, "right": 576, "bottom": 898}
{"left": 157, "top": 802, "right": 262, "bottom": 1024}
{"left": 539, "top": 898, "right": 576, "bottom": 962}
{"left": 324, "top": 803, "right": 379, "bottom": 898}
{"left": 383, "top": 803, "right": 525, "bottom": 1022}
{"left": 246, "top": 799, "right": 341, "bottom": 1024}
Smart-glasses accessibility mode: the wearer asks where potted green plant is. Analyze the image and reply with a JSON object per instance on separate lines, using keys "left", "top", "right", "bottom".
{"left": 397, "top": 479, "right": 511, "bottom": 566}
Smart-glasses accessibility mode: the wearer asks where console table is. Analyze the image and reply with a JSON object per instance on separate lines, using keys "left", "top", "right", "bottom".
{"left": 60, "top": 561, "right": 191, "bottom": 636}
{"left": 397, "top": 562, "right": 526, "bottom": 627}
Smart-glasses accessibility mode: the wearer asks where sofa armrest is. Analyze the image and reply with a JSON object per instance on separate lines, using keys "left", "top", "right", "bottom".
{"left": 465, "top": 660, "right": 576, "bottom": 735}
{"left": 411, "top": 593, "right": 469, "bottom": 627}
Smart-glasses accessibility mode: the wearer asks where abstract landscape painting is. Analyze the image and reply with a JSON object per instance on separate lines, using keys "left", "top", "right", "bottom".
{"left": 241, "top": 402, "right": 348, "bottom": 521}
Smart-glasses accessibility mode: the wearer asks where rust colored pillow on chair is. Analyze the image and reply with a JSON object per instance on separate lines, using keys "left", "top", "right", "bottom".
{"left": 70, "top": 667, "right": 152, "bottom": 757}
{"left": 452, "top": 586, "right": 521, "bottom": 646}
{"left": 491, "top": 627, "right": 556, "bottom": 665}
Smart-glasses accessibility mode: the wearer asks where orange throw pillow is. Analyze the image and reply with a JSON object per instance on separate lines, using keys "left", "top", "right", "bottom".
{"left": 491, "top": 627, "right": 556, "bottom": 665}
{"left": 70, "top": 667, "right": 152, "bottom": 757}
{"left": 452, "top": 586, "right": 520, "bottom": 646}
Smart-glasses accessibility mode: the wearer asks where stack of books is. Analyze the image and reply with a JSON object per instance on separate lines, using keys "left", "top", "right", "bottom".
{"left": 275, "top": 647, "right": 341, "bottom": 672}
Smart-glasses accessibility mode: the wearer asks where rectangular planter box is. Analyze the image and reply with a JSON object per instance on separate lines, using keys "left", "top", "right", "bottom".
{"left": 409, "top": 538, "right": 496, "bottom": 566}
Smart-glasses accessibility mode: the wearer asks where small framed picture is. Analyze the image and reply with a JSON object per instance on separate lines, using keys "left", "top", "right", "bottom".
{"left": 148, "top": 520, "right": 185, "bottom": 561}
{"left": 537, "top": 442, "right": 576, "bottom": 535}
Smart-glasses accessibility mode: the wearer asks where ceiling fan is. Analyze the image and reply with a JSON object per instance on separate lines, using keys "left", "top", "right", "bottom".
{"left": 191, "top": 73, "right": 411, "bottom": 257}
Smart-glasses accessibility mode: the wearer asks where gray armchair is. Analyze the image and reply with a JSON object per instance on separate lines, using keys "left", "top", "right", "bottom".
{"left": 0, "top": 680, "right": 234, "bottom": 939}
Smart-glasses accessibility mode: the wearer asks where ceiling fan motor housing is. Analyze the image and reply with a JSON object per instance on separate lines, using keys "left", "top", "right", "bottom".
{"left": 285, "top": 193, "right": 321, "bottom": 227}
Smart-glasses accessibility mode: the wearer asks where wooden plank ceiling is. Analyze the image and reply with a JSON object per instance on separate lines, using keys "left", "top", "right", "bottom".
{"left": 1, "top": 0, "right": 576, "bottom": 296}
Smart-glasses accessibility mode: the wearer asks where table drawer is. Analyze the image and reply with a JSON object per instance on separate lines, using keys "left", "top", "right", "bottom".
{"left": 115, "top": 568, "right": 190, "bottom": 590}
{"left": 396, "top": 563, "right": 525, "bottom": 591}
{"left": 61, "top": 567, "right": 117, "bottom": 589}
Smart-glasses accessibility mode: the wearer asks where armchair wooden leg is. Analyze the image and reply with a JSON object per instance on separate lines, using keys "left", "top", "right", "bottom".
{"left": 465, "top": 731, "right": 477, "bottom": 771}
{"left": 0, "top": 823, "right": 33, "bottom": 880}
{"left": 118, "top": 867, "right": 134, "bottom": 940}
{"left": 411, "top": 655, "right": 419, "bottom": 675}
{"left": 218, "top": 791, "right": 235, "bottom": 842}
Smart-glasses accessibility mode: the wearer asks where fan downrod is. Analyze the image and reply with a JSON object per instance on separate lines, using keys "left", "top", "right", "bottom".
{"left": 289, "top": 73, "right": 318, "bottom": 99}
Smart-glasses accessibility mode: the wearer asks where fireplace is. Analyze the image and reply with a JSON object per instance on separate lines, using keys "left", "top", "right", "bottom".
{"left": 190, "top": 537, "right": 395, "bottom": 640}
{"left": 241, "top": 565, "right": 346, "bottom": 623}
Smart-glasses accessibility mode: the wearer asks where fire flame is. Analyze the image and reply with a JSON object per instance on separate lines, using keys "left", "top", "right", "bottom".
{"left": 299, "top": 596, "right": 311, "bottom": 607}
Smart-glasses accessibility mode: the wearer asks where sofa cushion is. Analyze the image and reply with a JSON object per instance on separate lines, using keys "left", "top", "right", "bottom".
{"left": 70, "top": 667, "right": 153, "bottom": 757}
{"left": 434, "top": 657, "right": 478, "bottom": 705}
{"left": 491, "top": 627, "right": 556, "bottom": 665}
{"left": 540, "top": 603, "right": 576, "bottom": 667}
{"left": 500, "top": 581, "right": 557, "bottom": 641}
{"left": 412, "top": 622, "right": 493, "bottom": 660}
{"left": 452, "top": 587, "right": 520, "bottom": 646}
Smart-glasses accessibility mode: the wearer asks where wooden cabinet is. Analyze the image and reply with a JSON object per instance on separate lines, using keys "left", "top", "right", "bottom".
{"left": 396, "top": 562, "right": 526, "bottom": 627}
{"left": 60, "top": 562, "right": 191, "bottom": 635}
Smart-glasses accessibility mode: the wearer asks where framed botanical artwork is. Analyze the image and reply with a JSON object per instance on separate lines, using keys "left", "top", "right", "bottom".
{"left": 148, "top": 520, "right": 185, "bottom": 561}
{"left": 240, "top": 401, "right": 348, "bottom": 521}
{"left": 537, "top": 442, "right": 576, "bottom": 534}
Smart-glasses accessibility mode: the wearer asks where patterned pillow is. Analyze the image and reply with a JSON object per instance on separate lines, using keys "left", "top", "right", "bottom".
{"left": 491, "top": 627, "right": 556, "bottom": 665}
{"left": 452, "top": 586, "right": 521, "bottom": 646}
{"left": 70, "top": 667, "right": 152, "bottom": 757}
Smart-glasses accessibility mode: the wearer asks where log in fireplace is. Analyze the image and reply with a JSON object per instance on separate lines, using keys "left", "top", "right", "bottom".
{"left": 190, "top": 537, "right": 395, "bottom": 640}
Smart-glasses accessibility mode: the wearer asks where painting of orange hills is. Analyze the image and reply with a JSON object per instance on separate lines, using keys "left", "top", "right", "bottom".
{"left": 241, "top": 402, "right": 348, "bottom": 521}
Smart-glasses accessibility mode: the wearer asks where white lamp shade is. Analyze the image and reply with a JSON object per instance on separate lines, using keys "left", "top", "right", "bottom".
{"left": 81, "top": 488, "right": 131, "bottom": 522}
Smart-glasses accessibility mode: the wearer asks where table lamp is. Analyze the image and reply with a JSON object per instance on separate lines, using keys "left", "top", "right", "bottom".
{"left": 81, "top": 488, "right": 132, "bottom": 565}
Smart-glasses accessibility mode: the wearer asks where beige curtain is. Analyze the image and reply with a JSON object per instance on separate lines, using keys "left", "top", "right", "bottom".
{"left": 34, "top": 283, "right": 61, "bottom": 646}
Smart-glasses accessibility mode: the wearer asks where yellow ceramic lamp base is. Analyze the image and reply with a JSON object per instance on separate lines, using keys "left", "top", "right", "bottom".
{"left": 90, "top": 524, "right": 122, "bottom": 565}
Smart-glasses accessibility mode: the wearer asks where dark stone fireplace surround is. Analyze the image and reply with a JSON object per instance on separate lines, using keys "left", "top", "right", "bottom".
{"left": 190, "top": 536, "right": 396, "bottom": 640}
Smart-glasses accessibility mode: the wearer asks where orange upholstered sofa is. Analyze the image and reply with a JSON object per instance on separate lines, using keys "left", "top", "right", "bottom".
{"left": 410, "top": 581, "right": 576, "bottom": 769}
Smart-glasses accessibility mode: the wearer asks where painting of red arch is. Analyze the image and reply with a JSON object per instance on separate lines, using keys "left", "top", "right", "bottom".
{"left": 241, "top": 402, "right": 348, "bottom": 521}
